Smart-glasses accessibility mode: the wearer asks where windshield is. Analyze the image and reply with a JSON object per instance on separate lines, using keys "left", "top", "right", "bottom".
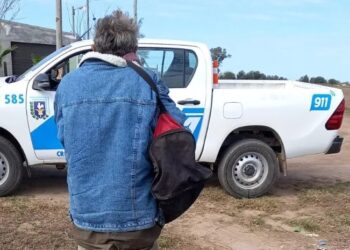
{"left": 16, "top": 44, "right": 73, "bottom": 81}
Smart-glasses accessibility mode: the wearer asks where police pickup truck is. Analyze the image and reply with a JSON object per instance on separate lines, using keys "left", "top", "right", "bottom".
{"left": 0, "top": 39, "right": 345, "bottom": 198}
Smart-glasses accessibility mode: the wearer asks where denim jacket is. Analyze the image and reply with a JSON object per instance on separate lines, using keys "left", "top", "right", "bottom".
{"left": 54, "top": 52, "right": 185, "bottom": 232}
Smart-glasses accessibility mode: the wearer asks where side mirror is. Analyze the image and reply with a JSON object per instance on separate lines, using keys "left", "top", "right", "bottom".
{"left": 33, "top": 73, "right": 51, "bottom": 91}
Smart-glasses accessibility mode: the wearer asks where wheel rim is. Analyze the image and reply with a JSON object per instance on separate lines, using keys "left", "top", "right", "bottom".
{"left": 0, "top": 152, "right": 10, "bottom": 185}
{"left": 232, "top": 152, "right": 269, "bottom": 190}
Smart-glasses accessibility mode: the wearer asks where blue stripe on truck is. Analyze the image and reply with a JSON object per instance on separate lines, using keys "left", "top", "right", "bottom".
{"left": 30, "top": 108, "right": 205, "bottom": 150}
{"left": 31, "top": 116, "right": 64, "bottom": 150}
{"left": 183, "top": 108, "right": 205, "bottom": 140}
{"left": 183, "top": 108, "right": 205, "bottom": 114}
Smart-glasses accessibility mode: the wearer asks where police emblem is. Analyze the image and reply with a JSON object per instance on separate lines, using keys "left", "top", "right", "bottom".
{"left": 30, "top": 101, "right": 49, "bottom": 120}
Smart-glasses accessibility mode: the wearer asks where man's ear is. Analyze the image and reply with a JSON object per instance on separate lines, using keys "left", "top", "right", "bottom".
{"left": 92, "top": 45, "right": 96, "bottom": 51}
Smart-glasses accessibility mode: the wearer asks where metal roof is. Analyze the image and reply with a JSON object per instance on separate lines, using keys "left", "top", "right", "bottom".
{"left": 0, "top": 19, "right": 75, "bottom": 45}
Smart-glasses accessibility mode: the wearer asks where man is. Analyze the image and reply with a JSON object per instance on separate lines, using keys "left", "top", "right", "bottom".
{"left": 54, "top": 10, "right": 185, "bottom": 250}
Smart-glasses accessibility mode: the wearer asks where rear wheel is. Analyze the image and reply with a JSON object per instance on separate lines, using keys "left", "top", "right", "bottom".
{"left": 0, "top": 136, "right": 24, "bottom": 196}
{"left": 218, "top": 139, "right": 279, "bottom": 198}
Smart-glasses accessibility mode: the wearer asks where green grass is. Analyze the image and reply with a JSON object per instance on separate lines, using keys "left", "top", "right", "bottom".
{"left": 249, "top": 216, "right": 265, "bottom": 227}
{"left": 297, "top": 182, "right": 350, "bottom": 206}
{"left": 200, "top": 186, "right": 281, "bottom": 213}
{"left": 327, "top": 210, "right": 350, "bottom": 227}
{"left": 285, "top": 182, "right": 350, "bottom": 234}
{"left": 159, "top": 231, "right": 203, "bottom": 249}
{"left": 288, "top": 218, "right": 320, "bottom": 233}
{"left": 1, "top": 197, "right": 30, "bottom": 214}
{"left": 196, "top": 182, "right": 350, "bottom": 238}
{"left": 345, "top": 107, "right": 350, "bottom": 115}
{"left": 159, "top": 235, "right": 181, "bottom": 249}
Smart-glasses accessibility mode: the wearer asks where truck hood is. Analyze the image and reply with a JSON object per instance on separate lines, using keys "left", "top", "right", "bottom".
{"left": 0, "top": 76, "right": 18, "bottom": 87}
{"left": 0, "top": 77, "right": 9, "bottom": 87}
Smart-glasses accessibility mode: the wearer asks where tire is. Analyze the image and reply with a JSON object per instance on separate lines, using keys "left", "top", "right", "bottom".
{"left": 218, "top": 139, "right": 279, "bottom": 198}
{"left": 0, "top": 136, "right": 24, "bottom": 196}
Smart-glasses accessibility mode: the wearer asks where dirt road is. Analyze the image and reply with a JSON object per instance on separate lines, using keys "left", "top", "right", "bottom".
{"left": 162, "top": 114, "right": 350, "bottom": 250}
{"left": 0, "top": 87, "right": 349, "bottom": 250}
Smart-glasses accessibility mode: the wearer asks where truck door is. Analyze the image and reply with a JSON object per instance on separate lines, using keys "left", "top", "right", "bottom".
{"left": 26, "top": 50, "right": 88, "bottom": 161}
{"left": 138, "top": 47, "right": 209, "bottom": 159}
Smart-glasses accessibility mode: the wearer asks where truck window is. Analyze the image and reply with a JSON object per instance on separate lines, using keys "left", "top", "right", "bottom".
{"left": 138, "top": 48, "right": 197, "bottom": 88}
{"left": 16, "top": 45, "right": 73, "bottom": 82}
{"left": 45, "top": 51, "right": 88, "bottom": 91}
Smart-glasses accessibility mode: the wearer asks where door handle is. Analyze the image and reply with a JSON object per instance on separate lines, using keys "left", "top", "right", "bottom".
{"left": 177, "top": 99, "right": 201, "bottom": 105}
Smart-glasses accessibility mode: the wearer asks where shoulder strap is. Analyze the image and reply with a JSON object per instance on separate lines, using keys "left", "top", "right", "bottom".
{"left": 127, "top": 61, "right": 166, "bottom": 112}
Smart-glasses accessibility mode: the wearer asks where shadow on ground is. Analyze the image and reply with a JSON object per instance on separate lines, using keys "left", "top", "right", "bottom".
{"left": 16, "top": 166, "right": 68, "bottom": 199}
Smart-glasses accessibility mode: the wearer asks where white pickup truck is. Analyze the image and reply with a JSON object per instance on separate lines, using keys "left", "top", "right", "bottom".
{"left": 0, "top": 39, "right": 345, "bottom": 198}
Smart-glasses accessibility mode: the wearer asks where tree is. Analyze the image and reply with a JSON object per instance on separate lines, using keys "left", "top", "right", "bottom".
{"left": 210, "top": 47, "right": 231, "bottom": 66}
{"left": 328, "top": 78, "right": 340, "bottom": 85}
{"left": 299, "top": 75, "right": 309, "bottom": 83}
{"left": 234, "top": 70, "right": 287, "bottom": 80}
{"left": 31, "top": 54, "right": 43, "bottom": 65}
{"left": 266, "top": 75, "right": 285, "bottom": 80}
{"left": 310, "top": 76, "right": 327, "bottom": 84}
{"left": 0, "top": 0, "right": 21, "bottom": 20}
{"left": 245, "top": 71, "right": 267, "bottom": 80}
{"left": 220, "top": 71, "right": 236, "bottom": 79}
{"left": 0, "top": 45, "right": 16, "bottom": 66}
{"left": 137, "top": 18, "right": 145, "bottom": 38}
{"left": 236, "top": 70, "right": 246, "bottom": 79}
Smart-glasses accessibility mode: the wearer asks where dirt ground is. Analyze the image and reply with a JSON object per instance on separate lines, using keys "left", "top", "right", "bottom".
{"left": 0, "top": 86, "right": 349, "bottom": 250}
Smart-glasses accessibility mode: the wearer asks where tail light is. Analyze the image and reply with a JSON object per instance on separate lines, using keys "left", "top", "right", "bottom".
{"left": 213, "top": 60, "right": 219, "bottom": 86}
{"left": 326, "top": 99, "right": 345, "bottom": 130}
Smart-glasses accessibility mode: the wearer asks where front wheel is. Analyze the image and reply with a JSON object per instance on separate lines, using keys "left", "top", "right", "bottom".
{"left": 0, "top": 136, "right": 24, "bottom": 196}
{"left": 218, "top": 139, "right": 279, "bottom": 198}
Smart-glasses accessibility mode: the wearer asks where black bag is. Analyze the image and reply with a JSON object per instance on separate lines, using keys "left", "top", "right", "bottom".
{"left": 127, "top": 61, "right": 213, "bottom": 223}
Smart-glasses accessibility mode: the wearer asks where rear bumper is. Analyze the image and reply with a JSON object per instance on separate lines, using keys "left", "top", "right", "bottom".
{"left": 326, "top": 136, "right": 344, "bottom": 154}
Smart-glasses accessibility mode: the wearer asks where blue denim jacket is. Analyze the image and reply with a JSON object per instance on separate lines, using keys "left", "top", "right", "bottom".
{"left": 54, "top": 52, "right": 185, "bottom": 232}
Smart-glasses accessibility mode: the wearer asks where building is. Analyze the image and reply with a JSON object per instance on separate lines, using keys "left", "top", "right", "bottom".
{"left": 0, "top": 20, "right": 76, "bottom": 77}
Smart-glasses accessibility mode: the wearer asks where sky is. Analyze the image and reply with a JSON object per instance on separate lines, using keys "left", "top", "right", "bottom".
{"left": 12, "top": 0, "right": 350, "bottom": 82}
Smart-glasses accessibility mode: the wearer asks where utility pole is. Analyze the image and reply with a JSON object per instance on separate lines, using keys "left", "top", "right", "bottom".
{"left": 86, "top": 0, "right": 90, "bottom": 39}
{"left": 133, "top": 0, "right": 137, "bottom": 23}
{"left": 56, "top": 0, "right": 63, "bottom": 49}
{"left": 72, "top": 6, "right": 75, "bottom": 38}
